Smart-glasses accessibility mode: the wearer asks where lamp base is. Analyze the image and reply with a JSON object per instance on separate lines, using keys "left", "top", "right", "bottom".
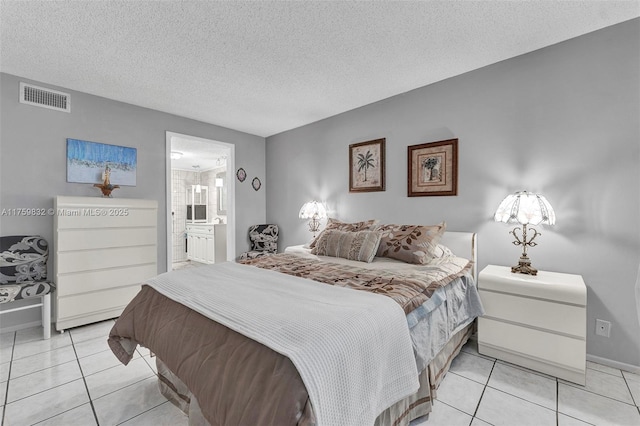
{"left": 308, "top": 217, "right": 321, "bottom": 239}
{"left": 511, "top": 255, "right": 538, "bottom": 276}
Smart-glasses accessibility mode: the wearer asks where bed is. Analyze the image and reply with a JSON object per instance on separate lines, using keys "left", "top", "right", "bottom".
{"left": 108, "top": 224, "right": 483, "bottom": 426}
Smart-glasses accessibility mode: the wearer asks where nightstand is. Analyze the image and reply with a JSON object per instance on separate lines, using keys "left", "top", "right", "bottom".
{"left": 283, "top": 245, "right": 308, "bottom": 254}
{"left": 477, "top": 265, "right": 586, "bottom": 385}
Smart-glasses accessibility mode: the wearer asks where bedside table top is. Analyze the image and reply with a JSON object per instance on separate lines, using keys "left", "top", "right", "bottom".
{"left": 284, "top": 244, "right": 309, "bottom": 254}
{"left": 479, "top": 265, "right": 586, "bottom": 305}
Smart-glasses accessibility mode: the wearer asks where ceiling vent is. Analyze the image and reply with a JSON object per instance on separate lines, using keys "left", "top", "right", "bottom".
{"left": 19, "top": 82, "right": 70, "bottom": 113}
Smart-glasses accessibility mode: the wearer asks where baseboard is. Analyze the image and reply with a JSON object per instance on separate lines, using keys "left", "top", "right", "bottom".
{"left": 480, "top": 342, "right": 586, "bottom": 385}
{"left": 587, "top": 353, "right": 640, "bottom": 374}
{"left": 0, "top": 320, "right": 42, "bottom": 334}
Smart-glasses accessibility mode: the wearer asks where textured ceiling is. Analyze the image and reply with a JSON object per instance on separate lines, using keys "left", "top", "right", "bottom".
{"left": 1, "top": 1, "right": 638, "bottom": 137}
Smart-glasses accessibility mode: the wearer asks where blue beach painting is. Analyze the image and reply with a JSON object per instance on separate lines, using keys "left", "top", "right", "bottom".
{"left": 67, "top": 139, "right": 137, "bottom": 186}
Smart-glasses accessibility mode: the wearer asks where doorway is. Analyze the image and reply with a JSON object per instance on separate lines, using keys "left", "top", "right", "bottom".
{"left": 165, "top": 132, "right": 236, "bottom": 271}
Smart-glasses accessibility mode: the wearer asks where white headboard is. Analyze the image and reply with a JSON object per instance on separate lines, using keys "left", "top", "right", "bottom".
{"left": 440, "top": 231, "right": 477, "bottom": 280}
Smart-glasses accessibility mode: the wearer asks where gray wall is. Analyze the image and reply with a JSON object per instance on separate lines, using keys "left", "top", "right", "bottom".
{"left": 0, "top": 72, "right": 266, "bottom": 329}
{"left": 266, "top": 20, "right": 640, "bottom": 367}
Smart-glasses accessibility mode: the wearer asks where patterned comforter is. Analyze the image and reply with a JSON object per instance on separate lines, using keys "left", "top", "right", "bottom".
{"left": 238, "top": 253, "right": 472, "bottom": 314}
{"left": 109, "top": 253, "right": 475, "bottom": 426}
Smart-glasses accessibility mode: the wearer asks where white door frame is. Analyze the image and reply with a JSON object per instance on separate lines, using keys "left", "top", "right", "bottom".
{"left": 165, "top": 131, "right": 236, "bottom": 271}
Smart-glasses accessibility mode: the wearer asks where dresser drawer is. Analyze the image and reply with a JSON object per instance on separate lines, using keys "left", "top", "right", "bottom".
{"left": 56, "top": 264, "right": 157, "bottom": 296}
{"left": 479, "top": 317, "right": 585, "bottom": 372}
{"left": 56, "top": 245, "right": 157, "bottom": 274}
{"left": 479, "top": 289, "right": 585, "bottom": 339}
{"left": 57, "top": 284, "right": 141, "bottom": 320}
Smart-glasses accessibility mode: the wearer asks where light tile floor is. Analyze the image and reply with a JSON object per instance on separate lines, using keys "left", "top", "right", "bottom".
{"left": 171, "top": 260, "right": 202, "bottom": 271}
{"left": 1, "top": 321, "right": 188, "bottom": 426}
{"left": 1, "top": 321, "right": 639, "bottom": 425}
{"left": 412, "top": 340, "right": 640, "bottom": 426}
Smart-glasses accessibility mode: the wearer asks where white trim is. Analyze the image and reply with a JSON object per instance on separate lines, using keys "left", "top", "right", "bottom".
{"left": 166, "top": 133, "right": 172, "bottom": 271}
{"left": 165, "top": 131, "right": 236, "bottom": 271}
{"left": 0, "top": 294, "right": 51, "bottom": 339}
{"left": 586, "top": 353, "right": 640, "bottom": 375}
{"left": 0, "top": 320, "right": 42, "bottom": 334}
{"left": 0, "top": 301, "right": 43, "bottom": 314}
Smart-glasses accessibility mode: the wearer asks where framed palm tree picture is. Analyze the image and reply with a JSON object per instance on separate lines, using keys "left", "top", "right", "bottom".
{"left": 349, "top": 138, "right": 385, "bottom": 192}
{"left": 408, "top": 138, "right": 458, "bottom": 197}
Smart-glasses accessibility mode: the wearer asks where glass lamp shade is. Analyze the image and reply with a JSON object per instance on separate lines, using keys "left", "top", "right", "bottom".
{"left": 494, "top": 191, "right": 555, "bottom": 276}
{"left": 298, "top": 201, "right": 327, "bottom": 220}
{"left": 494, "top": 191, "right": 555, "bottom": 226}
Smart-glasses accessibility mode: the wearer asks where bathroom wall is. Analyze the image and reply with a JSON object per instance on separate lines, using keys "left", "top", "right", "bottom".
{"left": 202, "top": 166, "right": 227, "bottom": 223}
{"left": 171, "top": 166, "right": 227, "bottom": 264}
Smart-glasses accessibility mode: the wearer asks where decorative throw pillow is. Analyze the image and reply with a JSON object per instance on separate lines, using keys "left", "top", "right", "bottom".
{"left": 309, "top": 218, "right": 378, "bottom": 248}
{"left": 311, "top": 229, "right": 382, "bottom": 263}
{"left": 375, "top": 222, "right": 446, "bottom": 264}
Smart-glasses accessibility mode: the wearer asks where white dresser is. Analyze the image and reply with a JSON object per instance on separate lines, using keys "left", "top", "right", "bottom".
{"left": 186, "top": 223, "right": 226, "bottom": 264}
{"left": 54, "top": 196, "right": 158, "bottom": 331}
{"left": 477, "top": 265, "right": 586, "bottom": 385}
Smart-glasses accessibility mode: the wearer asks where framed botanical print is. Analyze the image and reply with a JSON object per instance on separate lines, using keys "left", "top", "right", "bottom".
{"left": 408, "top": 138, "right": 458, "bottom": 197}
{"left": 349, "top": 138, "right": 385, "bottom": 192}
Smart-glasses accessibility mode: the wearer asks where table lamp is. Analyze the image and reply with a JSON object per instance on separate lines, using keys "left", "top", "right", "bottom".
{"left": 298, "top": 201, "right": 327, "bottom": 238}
{"left": 494, "top": 191, "right": 555, "bottom": 275}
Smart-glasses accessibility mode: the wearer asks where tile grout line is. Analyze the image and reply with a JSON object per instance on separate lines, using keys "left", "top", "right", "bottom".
{"left": 556, "top": 378, "right": 560, "bottom": 426}
{"left": 453, "top": 358, "right": 560, "bottom": 415}
{"left": 0, "top": 331, "right": 16, "bottom": 426}
{"left": 13, "top": 333, "right": 91, "bottom": 425}
{"left": 482, "top": 353, "right": 637, "bottom": 410}
{"left": 585, "top": 365, "right": 624, "bottom": 378}
{"left": 482, "top": 383, "right": 557, "bottom": 414}
{"left": 114, "top": 399, "right": 169, "bottom": 426}
{"left": 70, "top": 331, "right": 101, "bottom": 426}
{"left": 470, "top": 358, "right": 496, "bottom": 423}
{"left": 9, "top": 357, "right": 78, "bottom": 382}
{"left": 585, "top": 362, "right": 640, "bottom": 379}
{"left": 621, "top": 373, "right": 639, "bottom": 407}
{"left": 494, "top": 358, "right": 557, "bottom": 381}
{"left": 9, "top": 328, "right": 113, "bottom": 425}
{"left": 3, "top": 322, "right": 167, "bottom": 425}
{"left": 560, "top": 380, "right": 638, "bottom": 407}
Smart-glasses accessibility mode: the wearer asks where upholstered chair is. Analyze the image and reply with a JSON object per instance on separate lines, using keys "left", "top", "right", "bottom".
{"left": 239, "top": 224, "right": 279, "bottom": 260}
{"left": 0, "top": 235, "right": 55, "bottom": 339}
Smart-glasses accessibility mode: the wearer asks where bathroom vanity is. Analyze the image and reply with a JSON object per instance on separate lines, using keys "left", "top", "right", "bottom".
{"left": 186, "top": 223, "right": 227, "bottom": 264}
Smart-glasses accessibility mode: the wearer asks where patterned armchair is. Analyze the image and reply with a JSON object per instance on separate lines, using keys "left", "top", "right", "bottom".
{"left": 239, "top": 224, "right": 279, "bottom": 260}
{"left": 0, "top": 235, "right": 55, "bottom": 339}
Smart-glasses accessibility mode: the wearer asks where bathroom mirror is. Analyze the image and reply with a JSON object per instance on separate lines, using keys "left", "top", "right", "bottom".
{"left": 216, "top": 172, "right": 227, "bottom": 215}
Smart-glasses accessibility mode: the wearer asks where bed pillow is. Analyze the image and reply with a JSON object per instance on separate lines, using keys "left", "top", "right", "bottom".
{"left": 309, "top": 218, "right": 378, "bottom": 248}
{"left": 432, "top": 243, "right": 454, "bottom": 259}
{"left": 311, "top": 229, "right": 382, "bottom": 263}
{"left": 375, "top": 222, "right": 446, "bottom": 264}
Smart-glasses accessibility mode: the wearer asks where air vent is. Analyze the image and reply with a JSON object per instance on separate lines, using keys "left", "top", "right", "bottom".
{"left": 19, "top": 82, "right": 70, "bottom": 113}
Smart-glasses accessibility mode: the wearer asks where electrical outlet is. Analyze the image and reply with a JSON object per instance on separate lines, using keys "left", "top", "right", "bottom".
{"left": 595, "top": 319, "right": 611, "bottom": 337}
